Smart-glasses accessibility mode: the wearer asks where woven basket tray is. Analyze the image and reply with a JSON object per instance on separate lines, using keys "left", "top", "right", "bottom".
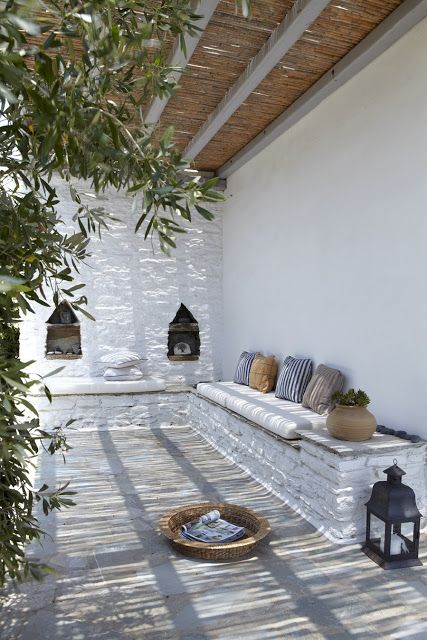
{"left": 159, "top": 502, "right": 271, "bottom": 560}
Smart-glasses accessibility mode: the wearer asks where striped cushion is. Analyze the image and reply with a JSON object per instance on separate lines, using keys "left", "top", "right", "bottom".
{"left": 275, "top": 356, "right": 313, "bottom": 403}
{"left": 99, "top": 351, "right": 142, "bottom": 369}
{"left": 104, "top": 366, "right": 143, "bottom": 381}
{"left": 302, "top": 364, "right": 344, "bottom": 415}
{"left": 233, "top": 351, "right": 258, "bottom": 385}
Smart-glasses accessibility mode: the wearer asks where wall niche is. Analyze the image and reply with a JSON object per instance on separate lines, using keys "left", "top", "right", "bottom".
{"left": 46, "top": 301, "right": 82, "bottom": 359}
{"left": 168, "top": 304, "right": 200, "bottom": 361}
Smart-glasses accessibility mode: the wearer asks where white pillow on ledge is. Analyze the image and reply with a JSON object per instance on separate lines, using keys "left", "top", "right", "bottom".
{"left": 99, "top": 351, "right": 143, "bottom": 369}
{"left": 104, "top": 366, "right": 143, "bottom": 381}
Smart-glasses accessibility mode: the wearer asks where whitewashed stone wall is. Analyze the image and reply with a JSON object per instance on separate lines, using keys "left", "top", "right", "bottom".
{"left": 189, "top": 393, "right": 427, "bottom": 544}
{"left": 33, "top": 384, "right": 427, "bottom": 545}
{"left": 34, "top": 389, "right": 189, "bottom": 432}
{"left": 20, "top": 175, "right": 223, "bottom": 385}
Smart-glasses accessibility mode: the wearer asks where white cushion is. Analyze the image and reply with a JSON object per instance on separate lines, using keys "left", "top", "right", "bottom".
{"left": 98, "top": 351, "right": 143, "bottom": 368}
{"left": 36, "top": 376, "right": 166, "bottom": 395}
{"left": 104, "top": 366, "right": 142, "bottom": 381}
{"left": 197, "top": 382, "right": 230, "bottom": 408}
{"left": 196, "top": 381, "right": 326, "bottom": 440}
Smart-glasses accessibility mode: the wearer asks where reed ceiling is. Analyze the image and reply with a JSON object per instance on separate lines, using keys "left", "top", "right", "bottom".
{"left": 152, "top": 0, "right": 404, "bottom": 172}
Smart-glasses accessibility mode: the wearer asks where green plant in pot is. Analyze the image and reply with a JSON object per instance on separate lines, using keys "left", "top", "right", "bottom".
{"left": 326, "top": 389, "right": 377, "bottom": 441}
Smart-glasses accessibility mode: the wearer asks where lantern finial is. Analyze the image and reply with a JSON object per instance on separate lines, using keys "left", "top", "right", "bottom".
{"left": 383, "top": 462, "right": 406, "bottom": 484}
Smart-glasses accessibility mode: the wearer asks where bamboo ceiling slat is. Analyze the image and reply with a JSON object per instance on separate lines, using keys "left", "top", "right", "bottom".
{"left": 20, "top": 1, "right": 406, "bottom": 171}
{"left": 153, "top": 0, "right": 296, "bottom": 149}
{"left": 193, "top": 0, "right": 403, "bottom": 170}
{"left": 24, "top": 9, "right": 175, "bottom": 116}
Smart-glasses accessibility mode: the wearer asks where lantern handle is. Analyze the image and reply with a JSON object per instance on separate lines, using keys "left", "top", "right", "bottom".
{"left": 393, "top": 458, "right": 398, "bottom": 466}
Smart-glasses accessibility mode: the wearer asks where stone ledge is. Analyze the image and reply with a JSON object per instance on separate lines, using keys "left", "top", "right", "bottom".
{"left": 297, "top": 427, "right": 426, "bottom": 457}
{"left": 30, "top": 376, "right": 167, "bottom": 396}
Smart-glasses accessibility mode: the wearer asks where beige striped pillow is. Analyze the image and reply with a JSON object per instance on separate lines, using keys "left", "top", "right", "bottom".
{"left": 302, "top": 364, "right": 344, "bottom": 415}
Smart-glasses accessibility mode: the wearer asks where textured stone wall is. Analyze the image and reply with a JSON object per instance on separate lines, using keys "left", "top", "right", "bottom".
{"left": 20, "top": 175, "right": 223, "bottom": 385}
{"left": 33, "top": 389, "right": 189, "bottom": 432}
{"left": 32, "top": 385, "right": 427, "bottom": 544}
{"left": 189, "top": 393, "right": 427, "bottom": 544}
{"left": 298, "top": 432, "right": 427, "bottom": 543}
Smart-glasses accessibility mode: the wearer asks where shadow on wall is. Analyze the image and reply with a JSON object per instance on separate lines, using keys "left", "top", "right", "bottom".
{"left": 20, "top": 180, "right": 223, "bottom": 385}
{"left": 128, "top": 213, "right": 222, "bottom": 385}
{"left": 86, "top": 218, "right": 139, "bottom": 378}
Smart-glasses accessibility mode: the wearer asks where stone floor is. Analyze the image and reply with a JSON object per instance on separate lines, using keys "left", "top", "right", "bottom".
{"left": 1, "top": 424, "right": 427, "bottom": 640}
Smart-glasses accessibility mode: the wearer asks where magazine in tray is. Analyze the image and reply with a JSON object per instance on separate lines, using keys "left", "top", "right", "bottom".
{"left": 181, "top": 510, "right": 245, "bottom": 543}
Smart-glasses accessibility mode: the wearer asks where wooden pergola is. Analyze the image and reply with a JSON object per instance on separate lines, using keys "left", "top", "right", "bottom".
{"left": 145, "top": 0, "right": 427, "bottom": 178}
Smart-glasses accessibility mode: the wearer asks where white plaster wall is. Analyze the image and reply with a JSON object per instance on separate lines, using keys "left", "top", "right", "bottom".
{"left": 20, "top": 176, "right": 223, "bottom": 385}
{"left": 222, "top": 19, "right": 427, "bottom": 437}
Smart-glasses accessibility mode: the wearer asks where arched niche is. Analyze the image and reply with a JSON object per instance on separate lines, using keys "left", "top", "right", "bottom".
{"left": 45, "top": 301, "right": 82, "bottom": 359}
{"left": 167, "top": 304, "right": 200, "bottom": 361}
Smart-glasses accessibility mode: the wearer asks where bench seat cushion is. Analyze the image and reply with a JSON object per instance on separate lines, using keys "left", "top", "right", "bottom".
{"left": 197, "top": 381, "right": 326, "bottom": 440}
{"left": 36, "top": 376, "right": 166, "bottom": 396}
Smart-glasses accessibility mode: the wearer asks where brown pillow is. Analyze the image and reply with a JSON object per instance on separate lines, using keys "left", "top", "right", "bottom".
{"left": 249, "top": 355, "right": 278, "bottom": 393}
{"left": 302, "top": 364, "right": 344, "bottom": 415}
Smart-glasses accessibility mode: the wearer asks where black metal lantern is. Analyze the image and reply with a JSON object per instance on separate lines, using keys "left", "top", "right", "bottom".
{"left": 362, "top": 460, "right": 422, "bottom": 569}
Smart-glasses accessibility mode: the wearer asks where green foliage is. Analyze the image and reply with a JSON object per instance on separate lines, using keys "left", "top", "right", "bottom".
{"left": 0, "top": 0, "right": 249, "bottom": 586}
{"left": 332, "top": 388, "right": 371, "bottom": 408}
{"left": 0, "top": 0, "right": 226, "bottom": 252}
{"left": 0, "top": 322, "right": 19, "bottom": 360}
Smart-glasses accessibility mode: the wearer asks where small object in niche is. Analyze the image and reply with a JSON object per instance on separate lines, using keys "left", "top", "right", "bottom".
{"left": 174, "top": 342, "right": 191, "bottom": 355}
{"left": 72, "top": 344, "right": 80, "bottom": 355}
{"left": 47, "top": 351, "right": 54, "bottom": 355}
{"left": 66, "top": 348, "right": 73, "bottom": 355}
{"left": 54, "top": 346, "right": 63, "bottom": 354}
{"left": 60, "top": 310, "right": 72, "bottom": 324}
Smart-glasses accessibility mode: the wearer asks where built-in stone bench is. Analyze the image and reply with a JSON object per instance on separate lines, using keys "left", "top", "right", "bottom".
{"left": 31, "top": 377, "right": 190, "bottom": 431}
{"left": 31, "top": 377, "right": 427, "bottom": 544}
{"left": 189, "top": 390, "right": 427, "bottom": 544}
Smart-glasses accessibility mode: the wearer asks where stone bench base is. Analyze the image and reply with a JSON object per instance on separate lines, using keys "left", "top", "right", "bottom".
{"left": 32, "top": 384, "right": 427, "bottom": 544}
{"left": 32, "top": 386, "right": 190, "bottom": 432}
{"left": 189, "top": 392, "right": 427, "bottom": 544}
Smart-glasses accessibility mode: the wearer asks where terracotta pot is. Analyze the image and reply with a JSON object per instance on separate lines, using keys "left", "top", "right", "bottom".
{"left": 326, "top": 404, "right": 377, "bottom": 441}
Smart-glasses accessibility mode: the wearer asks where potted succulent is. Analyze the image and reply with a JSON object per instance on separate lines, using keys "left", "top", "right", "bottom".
{"left": 326, "top": 388, "right": 377, "bottom": 441}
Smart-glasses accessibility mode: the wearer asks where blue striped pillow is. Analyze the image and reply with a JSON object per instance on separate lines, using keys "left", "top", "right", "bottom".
{"left": 233, "top": 351, "right": 258, "bottom": 385}
{"left": 275, "top": 356, "right": 313, "bottom": 403}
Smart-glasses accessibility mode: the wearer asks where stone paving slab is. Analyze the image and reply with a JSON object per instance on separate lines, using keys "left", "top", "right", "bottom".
{"left": 1, "top": 424, "right": 427, "bottom": 640}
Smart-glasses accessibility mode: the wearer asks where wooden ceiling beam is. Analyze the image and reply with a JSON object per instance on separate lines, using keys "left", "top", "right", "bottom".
{"left": 184, "top": 0, "right": 330, "bottom": 161}
{"left": 143, "top": 0, "right": 220, "bottom": 124}
{"left": 218, "top": 0, "right": 427, "bottom": 178}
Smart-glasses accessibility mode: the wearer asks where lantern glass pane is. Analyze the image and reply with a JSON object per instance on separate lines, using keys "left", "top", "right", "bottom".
{"left": 390, "top": 522, "right": 415, "bottom": 555}
{"left": 369, "top": 514, "right": 385, "bottom": 551}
